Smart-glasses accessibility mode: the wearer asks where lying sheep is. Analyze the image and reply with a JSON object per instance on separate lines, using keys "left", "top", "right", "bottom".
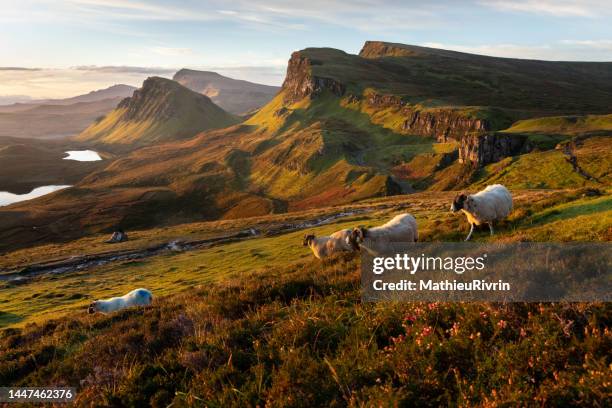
{"left": 347, "top": 214, "right": 418, "bottom": 256}
{"left": 451, "top": 184, "right": 512, "bottom": 241}
{"left": 303, "top": 229, "right": 354, "bottom": 259}
{"left": 88, "top": 288, "right": 153, "bottom": 314}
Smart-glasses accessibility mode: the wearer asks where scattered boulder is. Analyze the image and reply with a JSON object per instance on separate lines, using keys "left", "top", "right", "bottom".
{"left": 105, "top": 229, "right": 128, "bottom": 244}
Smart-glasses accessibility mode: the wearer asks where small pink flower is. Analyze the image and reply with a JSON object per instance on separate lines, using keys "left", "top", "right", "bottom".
{"left": 497, "top": 320, "right": 508, "bottom": 329}
{"left": 421, "top": 326, "right": 434, "bottom": 336}
{"left": 404, "top": 314, "right": 417, "bottom": 322}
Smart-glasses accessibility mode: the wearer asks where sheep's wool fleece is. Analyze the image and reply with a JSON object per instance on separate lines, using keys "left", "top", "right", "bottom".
{"left": 467, "top": 184, "right": 512, "bottom": 224}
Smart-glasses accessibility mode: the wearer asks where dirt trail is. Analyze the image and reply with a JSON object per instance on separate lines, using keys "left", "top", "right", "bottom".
{"left": 0, "top": 204, "right": 405, "bottom": 282}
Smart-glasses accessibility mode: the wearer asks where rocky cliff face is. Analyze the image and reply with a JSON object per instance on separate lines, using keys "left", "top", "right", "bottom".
{"left": 363, "top": 92, "right": 490, "bottom": 142}
{"left": 358, "top": 41, "right": 420, "bottom": 58}
{"left": 117, "top": 77, "right": 180, "bottom": 122}
{"left": 459, "top": 132, "right": 531, "bottom": 167}
{"left": 282, "top": 52, "right": 345, "bottom": 103}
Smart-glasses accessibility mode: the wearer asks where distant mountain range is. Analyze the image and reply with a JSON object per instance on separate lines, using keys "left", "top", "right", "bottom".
{"left": 173, "top": 69, "right": 279, "bottom": 115}
{"left": 0, "top": 85, "right": 137, "bottom": 139}
{"left": 34, "top": 84, "right": 138, "bottom": 106}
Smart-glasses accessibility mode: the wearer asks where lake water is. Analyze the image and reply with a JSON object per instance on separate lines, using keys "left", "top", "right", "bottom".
{"left": 0, "top": 185, "right": 71, "bottom": 207}
{"left": 63, "top": 150, "right": 102, "bottom": 161}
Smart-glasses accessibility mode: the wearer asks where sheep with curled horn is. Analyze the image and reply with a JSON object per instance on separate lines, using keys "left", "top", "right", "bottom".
{"left": 303, "top": 229, "right": 354, "bottom": 259}
{"left": 451, "top": 184, "right": 512, "bottom": 241}
{"left": 346, "top": 213, "right": 418, "bottom": 257}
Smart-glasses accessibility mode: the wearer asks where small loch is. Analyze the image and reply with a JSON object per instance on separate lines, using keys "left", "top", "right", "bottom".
{"left": 63, "top": 150, "right": 102, "bottom": 161}
{"left": 0, "top": 185, "right": 71, "bottom": 207}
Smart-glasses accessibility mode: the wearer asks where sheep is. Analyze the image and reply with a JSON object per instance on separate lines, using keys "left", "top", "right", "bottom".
{"left": 450, "top": 184, "right": 512, "bottom": 241}
{"left": 346, "top": 213, "right": 418, "bottom": 257}
{"left": 87, "top": 288, "right": 153, "bottom": 314}
{"left": 303, "top": 228, "right": 354, "bottom": 259}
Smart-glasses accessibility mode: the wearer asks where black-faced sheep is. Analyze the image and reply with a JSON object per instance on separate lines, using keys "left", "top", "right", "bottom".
{"left": 88, "top": 288, "right": 153, "bottom": 314}
{"left": 347, "top": 213, "right": 418, "bottom": 256}
{"left": 303, "top": 229, "right": 354, "bottom": 259}
{"left": 451, "top": 184, "right": 512, "bottom": 241}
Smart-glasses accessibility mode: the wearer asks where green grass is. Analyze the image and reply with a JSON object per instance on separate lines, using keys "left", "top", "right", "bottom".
{"left": 503, "top": 114, "right": 612, "bottom": 135}
{"left": 0, "top": 188, "right": 610, "bottom": 405}
{"left": 2, "top": 188, "right": 610, "bottom": 328}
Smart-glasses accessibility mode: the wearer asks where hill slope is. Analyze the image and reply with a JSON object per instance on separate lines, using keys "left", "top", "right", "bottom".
{"left": 75, "top": 77, "right": 239, "bottom": 146}
{"left": 34, "top": 84, "right": 137, "bottom": 106}
{"left": 173, "top": 69, "right": 279, "bottom": 114}
{"left": 0, "top": 189, "right": 610, "bottom": 406}
{"left": 2, "top": 42, "right": 611, "bottom": 248}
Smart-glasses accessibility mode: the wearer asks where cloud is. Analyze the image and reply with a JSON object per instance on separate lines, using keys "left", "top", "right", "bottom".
{"left": 421, "top": 40, "right": 612, "bottom": 61}
{"left": 9, "top": 0, "right": 448, "bottom": 32}
{"left": 0, "top": 67, "right": 42, "bottom": 71}
{"left": 73, "top": 65, "right": 176, "bottom": 74}
{"left": 479, "top": 1, "right": 612, "bottom": 17}
{"left": 150, "top": 47, "right": 194, "bottom": 56}
{"left": 0, "top": 64, "right": 285, "bottom": 99}
{"left": 560, "top": 39, "right": 612, "bottom": 50}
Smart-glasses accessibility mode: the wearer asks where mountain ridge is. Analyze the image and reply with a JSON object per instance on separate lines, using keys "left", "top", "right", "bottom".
{"left": 75, "top": 77, "right": 239, "bottom": 146}
{"left": 172, "top": 69, "right": 279, "bottom": 114}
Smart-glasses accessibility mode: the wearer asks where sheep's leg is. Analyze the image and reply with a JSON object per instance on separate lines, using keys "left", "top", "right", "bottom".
{"left": 488, "top": 222, "right": 494, "bottom": 236}
{"left": 465, "top": 224, "right": 474, "bottom": 241}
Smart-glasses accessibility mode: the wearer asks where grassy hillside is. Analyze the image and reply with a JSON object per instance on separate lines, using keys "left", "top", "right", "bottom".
{"left": 0, "top": 188, "right": 610, "bottom": 406}
{"left": 503, "top": 114, "right": 612, "bottom": 135}
{"left": 3, "top": 42, "right": 612, "bottom": 250}
{"left": 298, "top": 42, "right": 612, "bottom": 114}
{"left": 76, "top": 77, "right": 239, "bottom": 146}
{"left": 471, "top": 136, "right": 612, "bottom": 189}
{"left": 2, "top": 188, "right": 610, "bottom": 327}
{"left": 0, "top": 136, "right": 109, "bottom": 194}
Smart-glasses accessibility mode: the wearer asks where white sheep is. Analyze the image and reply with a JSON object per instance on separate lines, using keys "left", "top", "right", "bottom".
{"left": 451, "top": 184, "right": 513, "bottom": 241}
{"left": 87, "top": 288, "right": 153, "bottom": 314}
{"left": 346, "top": 214, "right": 418, "bottom": 257}
{"left": 303, "top": 229, "right": 354, "bottom": 259}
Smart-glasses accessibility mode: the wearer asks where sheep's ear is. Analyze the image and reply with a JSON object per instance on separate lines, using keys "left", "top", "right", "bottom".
{"left": 353, "top": 226, "right": 366, "bottom": 241}
{"left": 303, "top": 234, "right": 314, "bottom": 246}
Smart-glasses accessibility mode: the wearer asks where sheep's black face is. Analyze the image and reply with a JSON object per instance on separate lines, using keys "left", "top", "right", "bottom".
{"left": 348, "top": 227, "right": 366, "bottom": 250}
{"left": 451, "top": 194, "right": 467, "bottom": 212}
{"left": 303, "top": 234, "right": 315, "bottom": 247}
{"left": 87, "top": 301, "right": 97, "bottom": 314}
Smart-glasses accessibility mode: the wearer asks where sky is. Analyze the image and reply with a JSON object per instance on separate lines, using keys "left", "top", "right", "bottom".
{"left": 1, "top": 0, "right": 611, "bottom": 100}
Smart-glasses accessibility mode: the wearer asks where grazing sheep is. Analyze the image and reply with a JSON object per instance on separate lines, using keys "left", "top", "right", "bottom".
{"left": 347, "top": 214, "right": 418, "bottom": 257}
{"left": 451, "top": 184, "right": 512, "bottom": 241}
{"left": 303, "top": 229, "right": 354, "bottom": 259}
{"left": 88, "top": 288, "right": 153, "bottom": 314}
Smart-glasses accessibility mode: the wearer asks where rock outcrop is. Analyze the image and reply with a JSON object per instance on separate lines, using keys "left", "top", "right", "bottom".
{"left": 282, "top": 52, "right": 345, "bottom": 103}
{"left": 459, "top": 132, "right": 531, "bottom": 167}
{"left": 362, "top": 92, "right": 490, "bottom": 142}
{"left": 359, "top": 41, "right": 422, "bottom": 58}
{"left": 76, "top": 77, "right": 239, "bottom": 145}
